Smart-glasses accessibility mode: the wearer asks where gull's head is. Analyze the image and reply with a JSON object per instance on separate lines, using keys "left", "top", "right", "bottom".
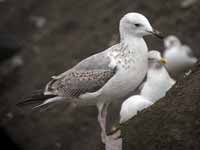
{"left": 164, "top": 35, "right": 181, "bottom": 49}
{"left": 148, "top": 50, "right": 167, "bottom": 69}
{"left": 119, "top": 12, "right": 161, "bottom": 39}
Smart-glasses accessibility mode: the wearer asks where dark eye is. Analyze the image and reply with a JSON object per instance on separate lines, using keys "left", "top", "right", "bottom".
{"left": 134, "top": 23, "right": 141, "bottom": 27}
{"left": 148, "top": 58, "right": 154, "bottom": 61}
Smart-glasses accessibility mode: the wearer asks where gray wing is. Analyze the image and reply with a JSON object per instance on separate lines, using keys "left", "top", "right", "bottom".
{"left": 45, "top": 49, "right": 117, "bottom": 98}
{"left": 74, "top": 50, "right": 112, "bottom": 70}
{"left": 50, "top": 49, "right": 112, "bottom": 80}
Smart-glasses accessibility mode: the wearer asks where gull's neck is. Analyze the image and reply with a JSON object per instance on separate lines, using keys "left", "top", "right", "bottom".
{"left": 120, "top": 33, "right": 143, "bottom": 43}
{"left": 120, "top": 34, "right": 147, "bottom": 53}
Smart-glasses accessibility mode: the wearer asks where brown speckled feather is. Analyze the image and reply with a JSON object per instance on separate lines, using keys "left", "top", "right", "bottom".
{"left": 46, "top": 69, "right": 116, "bottom": 98}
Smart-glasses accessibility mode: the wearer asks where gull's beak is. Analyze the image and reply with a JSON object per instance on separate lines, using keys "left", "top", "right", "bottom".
{"left": 148, "top": 29, "right": 164, "bottom": 39}
{"left": 160, "top": 58, "right": 167, "bottom": 64}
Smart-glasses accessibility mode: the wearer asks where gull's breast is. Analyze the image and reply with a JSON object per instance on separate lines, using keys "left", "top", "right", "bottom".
{"left": 100, "top": 49, "right": 148, "bottom": 101}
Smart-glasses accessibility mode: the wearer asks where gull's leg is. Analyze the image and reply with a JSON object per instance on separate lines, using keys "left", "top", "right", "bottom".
{"left": 97, "top": 102, "right": 109, "bottom": 144}
{"left": 101, "top": 102, "right": 109, "bottom": 129}
{"left": 101, "top": 102, "right": 109, "bottom": 142}
{"left": 97, "top": 102, "right": 122, "bottom": 150}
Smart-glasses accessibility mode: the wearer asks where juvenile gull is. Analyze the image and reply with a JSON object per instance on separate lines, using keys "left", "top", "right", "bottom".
{"left": 163, "top": 35, "right": 198, "bottom": 77}
{"left": 18, "top": 13, "right": 161, "bottom": 144}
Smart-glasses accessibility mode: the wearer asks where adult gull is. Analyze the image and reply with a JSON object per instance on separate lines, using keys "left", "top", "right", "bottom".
{"left": 163, "top": 35, "right": 198, "bottom": 77}
{"left": 140, "top": 50, "right": 176, "bottom": 103}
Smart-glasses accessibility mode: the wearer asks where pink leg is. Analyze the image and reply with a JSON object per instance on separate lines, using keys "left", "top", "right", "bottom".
{"left": 97, "top": 102, "right": 123, "bottom": 150}
{"left": 97, "top": 102, "right": 109, "bottom": 144}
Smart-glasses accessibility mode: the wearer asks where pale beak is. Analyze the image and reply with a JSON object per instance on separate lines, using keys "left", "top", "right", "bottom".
{"left": 160, "top": 58, "right": 167, "bottom": 64}
{"left": 148, "top": 29, "right": 164, "bottom": 39}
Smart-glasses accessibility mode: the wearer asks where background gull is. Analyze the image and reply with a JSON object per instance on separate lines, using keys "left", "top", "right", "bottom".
{"left": 163, "top": 35, "right": 198, "bottom": 77}
{"left": 18, "top": 12, "right": 161, "bottom": 147}
{"left": 140, "top": 51, "right": 176, "bottom": 103}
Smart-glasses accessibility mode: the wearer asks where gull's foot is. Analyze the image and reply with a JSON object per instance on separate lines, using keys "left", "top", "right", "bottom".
{"left": 107, "top": 124, "right": 121, "bottom": 136}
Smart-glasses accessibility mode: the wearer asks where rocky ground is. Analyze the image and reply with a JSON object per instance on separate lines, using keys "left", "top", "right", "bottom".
{"left": 123, "top": 62, "right": 200, "bottom": 150}
{"left": 0, "top": 0, "right": 200, "bottom": 150}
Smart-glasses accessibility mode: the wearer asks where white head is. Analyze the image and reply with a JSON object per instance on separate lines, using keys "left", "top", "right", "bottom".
{"left": 164, "top": 35, "right": 181, "bottom": 49}
{"left": 119, "top": 12, "right": 160, "bottom": 40}
{"left": 148, "top": 50, "right": 167, "bottom": 69}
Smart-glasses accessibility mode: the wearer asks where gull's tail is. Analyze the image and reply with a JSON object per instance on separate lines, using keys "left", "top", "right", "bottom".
{"left": 17, "top": 89, "right": 63, "bottom": 109}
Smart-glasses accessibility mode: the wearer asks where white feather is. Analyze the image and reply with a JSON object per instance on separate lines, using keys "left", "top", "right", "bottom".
{"left": 120, "top": 95, "right": 153, "bottom": 123}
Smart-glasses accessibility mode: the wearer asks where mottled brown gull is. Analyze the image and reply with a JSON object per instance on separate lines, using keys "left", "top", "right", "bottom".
{"left": 18, "top": 12, "right": 161, "bottom": 146}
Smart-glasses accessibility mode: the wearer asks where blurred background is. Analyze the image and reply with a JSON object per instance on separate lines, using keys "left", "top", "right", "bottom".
{"left": 0, "top": 0, "right": 199, "bottom": 150}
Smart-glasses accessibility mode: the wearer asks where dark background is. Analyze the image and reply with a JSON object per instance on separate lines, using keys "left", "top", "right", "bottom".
{"left": 0, "top": 0, "right": 199, "bottom": 150}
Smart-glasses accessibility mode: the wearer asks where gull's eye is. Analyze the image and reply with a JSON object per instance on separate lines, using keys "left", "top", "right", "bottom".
{"left": 148, "top": 58, "right": 154, "bottom": 61}
{"left": 134, "top": 23, "right": 141, "bottom": 27}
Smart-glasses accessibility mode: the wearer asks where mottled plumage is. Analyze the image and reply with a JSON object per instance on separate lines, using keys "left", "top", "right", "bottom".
{"left": 18, "top": 13, "right": 161, "bottom": 149}
{"left": 46, "top": 69, "right": 116, "bottom": 98}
